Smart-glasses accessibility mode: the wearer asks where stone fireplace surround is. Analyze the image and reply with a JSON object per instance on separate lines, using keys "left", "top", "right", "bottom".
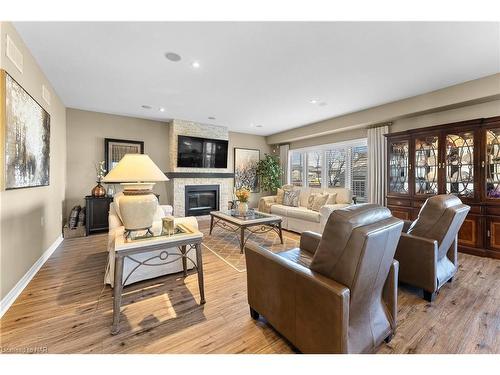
{"left": 166, "top": 119, "right": 233, "bottom": 217}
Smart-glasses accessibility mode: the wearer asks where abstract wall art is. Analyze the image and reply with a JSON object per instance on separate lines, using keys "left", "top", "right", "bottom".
{"left": 234, "top": 148, "right": 260, "bottom": 193}
{"left": 2, "top": 70, "right": 50, "bottom": 189}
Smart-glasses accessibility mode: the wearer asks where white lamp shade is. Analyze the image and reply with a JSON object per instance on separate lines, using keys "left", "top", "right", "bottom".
{"left": 103, "top": 154, "right": 168, "bottom": 183}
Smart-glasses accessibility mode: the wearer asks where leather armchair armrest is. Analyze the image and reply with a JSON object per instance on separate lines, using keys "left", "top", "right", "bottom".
{"left": 300, "top": 231, "right": 322, "bottom": 255}
{"left": 245, "top": 242, "right": 350, "bottom": 353}
{"left": 402, "top": 220, "right": 413, "bottom": 233}
{"left": 383, "top": 260, "right": 399, "bottom": 331}
{"left": 395, "top": 233, "right": 438, "bottom": 292}
{"left": 258, "top": 196, "right": 277, "bottom": 213}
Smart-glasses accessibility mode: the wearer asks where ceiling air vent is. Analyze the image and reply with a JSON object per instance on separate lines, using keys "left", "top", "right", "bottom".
{"left": 6, "top": 35, "right": 23, "bottom": 73}
{"left": 42, "top": 85, "right": 51, "bottom": 105}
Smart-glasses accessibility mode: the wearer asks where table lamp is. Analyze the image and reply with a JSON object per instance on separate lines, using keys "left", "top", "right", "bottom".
{"left": 103, "top": 154, "right": 168, "bottom": 237}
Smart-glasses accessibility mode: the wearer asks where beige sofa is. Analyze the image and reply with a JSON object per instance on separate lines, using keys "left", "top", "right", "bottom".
{"left": 258, "top": 186, "right": 353, "bottom": 233}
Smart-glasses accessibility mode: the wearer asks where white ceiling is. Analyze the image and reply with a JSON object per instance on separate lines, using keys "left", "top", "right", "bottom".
{"left": 13, "top": 22, "right": 500, "bottom": 136}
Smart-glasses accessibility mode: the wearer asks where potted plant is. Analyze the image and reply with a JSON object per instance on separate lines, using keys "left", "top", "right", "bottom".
{"left": 235, "top": 187, "right": 251, "bottom": 215}
{"left": 256, "top": 154, "right": 282, "bottom": 193}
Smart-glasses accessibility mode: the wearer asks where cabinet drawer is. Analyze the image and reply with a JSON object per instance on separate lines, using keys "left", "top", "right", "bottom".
{"left": 485, "top": 206, "right": 500, "bottom": 216}
{"left": 386, "top": 197, "right": 411, "bottom": 207}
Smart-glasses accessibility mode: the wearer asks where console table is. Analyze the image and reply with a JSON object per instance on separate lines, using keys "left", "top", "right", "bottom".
{"left": 111, "top": 225, "right": 205, "bottom": 334}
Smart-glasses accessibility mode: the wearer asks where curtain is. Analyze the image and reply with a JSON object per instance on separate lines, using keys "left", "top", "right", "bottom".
{"left": 367, "top": 125, "right": 389, "bottom": 205}
{"left": 279, "top": 144, "right": 290, "bottom": 185}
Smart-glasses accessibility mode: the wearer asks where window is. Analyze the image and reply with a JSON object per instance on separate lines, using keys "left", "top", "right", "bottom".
{"left": 307, "top": 151, "right": 322, "bottom": 187}
{"left": 351, "top": 145, "right": 368, "bottom": 203}
{"left": 288, "top": 139, "right": 368, "bottom": 202}
{"left": 326, "top": 149, "right": 346, "bottom": 187}
{"left": 290, "top": 152, "right": 304, "bottom": 186}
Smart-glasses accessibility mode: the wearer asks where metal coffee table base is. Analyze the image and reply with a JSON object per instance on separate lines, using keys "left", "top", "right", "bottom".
{"left": 209, "top": 216, "right": 283, "bottom": 253}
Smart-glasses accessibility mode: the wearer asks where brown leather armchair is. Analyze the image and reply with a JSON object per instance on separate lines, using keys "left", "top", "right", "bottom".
{"left": 395, "top": 195, "right": 470, "bottom": 302}
{"left": 245, "top": 204, "right": 403, "bottom": 354}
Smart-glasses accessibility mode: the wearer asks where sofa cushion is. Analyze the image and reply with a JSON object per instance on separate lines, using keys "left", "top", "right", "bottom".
{"left": 324, "top": 187, "right": 352, "bottom": 204}
{"left": 287, "top": 206, "right": 321, "bottom": 223}
{"left": 270, "top": 204, "right": 290, "bottom": 216}
{"left": 298, "top": 188, "right": 323, "bottom": 207}
{"left": 283, "top": 189, "right": 300, "bottom": 207}
{"left": 326, "top": 193, "right": 337, "bottom": 205}
{"left": 276, "top": 184, "right": 294, "bottom": 204}
{"left": 311, "top": 193, "right": 329, "bottom": 212}
{"left": 306, "top": 193, "right": 319, "bottom": 210}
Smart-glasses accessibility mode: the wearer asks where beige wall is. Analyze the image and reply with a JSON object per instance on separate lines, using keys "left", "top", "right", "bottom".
{"left": 391, "top": 99, "right": 500, "bottom": 133}
{"left": 289, "top": 127, "right": 368, "bottom": 150}
{"left": 286, "top": 99, "right": 500, "bottom": 150}
{"left": 229, "top": 131, "right": 272, "bottom": 207}
{"left": 0, "top": 22, "right": 67, "bottom": 300}
{"left": 65, "top": 110, "right": 271, "bottom": 212}
{"left": 267, "top": 73, "right": 500, "bottom": 145}
{"left": 65, "top": 109, "right": 170, "bottom": 215}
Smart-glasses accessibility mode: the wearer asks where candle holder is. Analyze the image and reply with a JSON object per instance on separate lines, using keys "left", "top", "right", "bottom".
{"left": 162, "top": 216, "right": 175, "bottom": 236}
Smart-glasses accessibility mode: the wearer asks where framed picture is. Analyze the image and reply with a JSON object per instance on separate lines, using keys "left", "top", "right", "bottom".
{"left": 104, "top": 138, "right": 144, "bottom": 173}
{"left": 2, "top": 70, "right": 51, "bottom": 190}
{"left": 234, "top": 148, "right": 260, "bottom": 193}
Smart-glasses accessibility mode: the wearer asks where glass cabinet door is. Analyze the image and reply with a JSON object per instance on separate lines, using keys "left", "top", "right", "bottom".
{"left": 486, "top": 128, "right": 500, "bottom": 199}
{"left": 388, "top": 139, "right": 409, "bottom": 194}
{"left": 445, "top": 131, "right": 474, "bottom": 198}
{"left": 414, "top": 135, "right": 439, "bottom": 195}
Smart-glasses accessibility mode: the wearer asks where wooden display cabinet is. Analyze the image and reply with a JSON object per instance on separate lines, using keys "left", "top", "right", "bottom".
{"left": 385, "top": 116, "right": 500, "bottom": 259}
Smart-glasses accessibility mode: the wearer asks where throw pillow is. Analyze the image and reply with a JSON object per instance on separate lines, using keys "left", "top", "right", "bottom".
{"left": 311, "top": 193, "right": 329, "bottom": 212}
{"left": 307, "top": 193, "right": 318, "bottom": 210}
{"left": 77, "top": 207, "right": 86, "bottom": 227}
{"left": 326, "top": 193, "right": 337, "bottom": 205}
{"left": 68, "top": 205, "right": 81, "bottom": 229}
{"left": 276, "top": 185, "right": 294, "bottom": 204}
{"left": 283, "top": 189, "right": 300, "bottom": 207}
{"left": 276, "top": 188, "right": 285, "bottom": 204}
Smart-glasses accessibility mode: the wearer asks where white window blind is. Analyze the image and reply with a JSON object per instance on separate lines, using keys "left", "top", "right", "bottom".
{"left": 288, "top": 139, "right": 368, "bottom": 202}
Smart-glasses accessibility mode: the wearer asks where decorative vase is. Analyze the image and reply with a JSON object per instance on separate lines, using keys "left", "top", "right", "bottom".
{"left": 238, "top": 201, "right": 249, "bottom": 215}
{"left": 91, "top": 181, "right": 106, "bottom": 197}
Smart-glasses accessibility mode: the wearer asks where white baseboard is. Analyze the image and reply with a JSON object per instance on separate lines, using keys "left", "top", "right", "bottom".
{"left": 0, "top": 235, "right": 63, "bottom": 318}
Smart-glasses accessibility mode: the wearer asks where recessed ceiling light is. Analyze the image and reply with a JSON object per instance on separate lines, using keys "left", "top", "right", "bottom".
{"left": 255, "top": 125, "right": 263, "bottom": 128}
{"left": 192, "top": 61, "right": 201, "bottom": 69}
{"left": 251, "top": 123, "right": 263, "bottom": 128}
{"left": 208, "top": 116, "right": 216, "bottom": 120}
{"left": 165, "top": 52, "right": 181, "bottom": 62}
{"left": 159, "top": 107, "right": 165, "bottom": 112}
{"left": 141, "top": 105, "right": 152, "bottom": 109}
{"left": 309, "top": 99, "right": 319, "bottom": 104}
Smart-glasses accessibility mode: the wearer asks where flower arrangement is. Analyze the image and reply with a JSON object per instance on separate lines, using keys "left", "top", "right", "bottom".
{"left": 235, "top": 187, "right": 250, "bottom": 203}
{"left": 95, "top": 161, "right": 106, "bottom": 182}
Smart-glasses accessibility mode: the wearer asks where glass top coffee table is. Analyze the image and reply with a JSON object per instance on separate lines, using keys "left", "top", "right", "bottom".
{"left": 209, "top": 209, "right": 283, "bottom": 253}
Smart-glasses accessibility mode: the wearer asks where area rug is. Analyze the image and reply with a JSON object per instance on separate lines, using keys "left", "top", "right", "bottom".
{"left": 201, "top": 225, "right": 299, "bottom": 272}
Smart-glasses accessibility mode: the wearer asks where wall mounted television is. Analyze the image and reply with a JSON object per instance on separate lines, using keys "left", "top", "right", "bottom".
{"left": 177, "top": 135, "right": 229, "bottom": 168}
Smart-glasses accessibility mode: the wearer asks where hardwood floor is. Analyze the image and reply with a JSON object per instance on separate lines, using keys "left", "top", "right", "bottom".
{"left": 1, "top": 223, "right": 499, "bottom": 354}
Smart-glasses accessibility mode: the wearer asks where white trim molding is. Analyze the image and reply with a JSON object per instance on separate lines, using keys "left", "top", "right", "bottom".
{"left": 0, "top": 235, "right": 63, "bottom": 318}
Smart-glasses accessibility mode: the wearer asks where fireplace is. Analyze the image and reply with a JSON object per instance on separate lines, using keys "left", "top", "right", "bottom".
{"left": 185, "top": 185, "right": 220, "bottom": 216}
